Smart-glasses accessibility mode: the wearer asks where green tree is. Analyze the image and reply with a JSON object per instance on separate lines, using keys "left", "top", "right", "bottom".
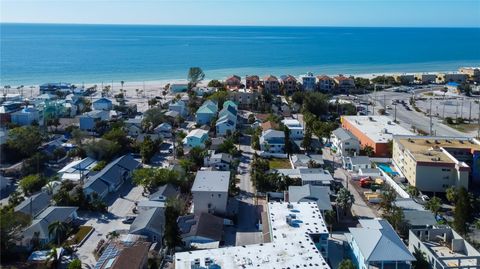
{"left": 380, "top": 185, "right": 397, "bottom": 213}
{"left": 19, "top": 174, "right": 46, "bottom": 195}
{"left": 140, "top": 136, "right": 160, "bottom": 164}
{"left": 207, "top": 79, "right": 223, "bottom": 88}
{"left": 425, "top": 196, "right": 442, "bottom": 217}
{"left": 383, "top": 206, "right": 404, "bottom": 232}
{"left": 362, "top": 145, "right": 374, "bottom": 157}
{"left": 0, "top": 211, "right": 31, "bottom": 262}
{"left": 324, "top": 210, "right": 336, "bottom": 233}
{"left": 103, "top": 128, "right": 131, "bottom": 152}
{"left": 301, "top": 127, "right": 313, "bottom": 152}
{"left": 84, "top": 138, "right": 121, "bottom": 162}
{"left": 335, "top": 188, "right": 355, "bottom": 216}
{"left": 7, "top": 126, "right": 44, "bottom": 157}
{"left": 412, "top": 248, "right": 429, "bottom": 269}
{"left": 338, "top": 259, "right": 355, "bottom": 269}
{"left": 142, "top": 107, "right": 166, "bottom": 129}
{"left": 188, "top": 146, "right": 206, "bottom": 168}
{"left": 453, "top": 187, "right": 470, "bottom": 235}
{"left": 187, "top": 67, "right": 205, "bottom": 86}
{"left": 446, "top": 187, "right": 457, "bottom": 204}
{"left": 92, "top": 160, "right": 107, "bottom": 171}
{"left": 164, "top": 200, "right": 183, "bottom": 249}
{"left": 406, "top": 186, "right": 419, "bottom": 197}
{"left": 132, "top": 168, "right": 180, "bottom": 192}
{"left": 48, "top": 221, "right": 68, "bottom": 246}
{"left": 47, "top": 247, "right": 59, "bottom": 268}
{"left": 68, "top": 259, "right": 82, "bottom": 269}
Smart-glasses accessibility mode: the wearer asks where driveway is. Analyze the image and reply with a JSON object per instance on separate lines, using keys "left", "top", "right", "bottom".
{"left": 75, "top": 184, "right": 145, "bottom": 268}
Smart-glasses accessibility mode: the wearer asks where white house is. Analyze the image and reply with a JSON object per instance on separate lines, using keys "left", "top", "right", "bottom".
{"left": 331, "top": 128, "right": 360, "bottom": 156}
{"left": 203, "top": 151, "right": 232, "bottom": 171}
{"left": 192, "top": 171, "right": 230, "bottom": 215}
{"left": 301, "top": 72, "right": 316, "bottom": 91}
{"left": 260, "top": 129, "right": 285, "bottom": 153}
{"left": 58, "top": 157, "right": 98, "bottom": 182}
{"left": 282, "top": 119, "right": 304, "bottom": 140}
{"left": 183, "top": 129, "right": 209, "bottom": 149}
{"left": 342, "top": 156, "right": 371, "bottom": 172}
{"left": 92, "top": 98, "right": 113, "bottom": 111}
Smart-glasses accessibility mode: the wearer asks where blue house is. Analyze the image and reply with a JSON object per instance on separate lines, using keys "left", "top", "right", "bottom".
{"left": 346, "top": 219, "right": 415, "bottom": 269}
{"left": 196, "top": 100, "right": 218, "bottom": 125}
{"left": 169, "top": 83, "right": 188, "bottom": 93}
{"left": 11, "top": 107, "right": 41, "bottom": 126}
{"left": 79, "top": 110, "right": 109, "bottom": 131}
{"left": 92, "top": 98, "right": 113, "bottom": 111}
{"left": 183, "top": 129, "right": 209, "bottom": 148}
{"left": 169, "top": 100, "right": 188, "bottom": 117}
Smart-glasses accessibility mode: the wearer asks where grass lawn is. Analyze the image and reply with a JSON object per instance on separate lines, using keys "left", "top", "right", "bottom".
{"left": 445, "top": 122, "right": 479, "bottom": 133}
{"left": 269, "top": 158, "right": 292, "bottom": 169}
{"left": 67, "top": 225, "right": 94, "bottom": 245}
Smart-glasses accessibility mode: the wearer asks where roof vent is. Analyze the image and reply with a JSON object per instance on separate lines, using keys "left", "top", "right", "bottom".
{"left": 287, "top": 204, "right": 294, "bottom": 209}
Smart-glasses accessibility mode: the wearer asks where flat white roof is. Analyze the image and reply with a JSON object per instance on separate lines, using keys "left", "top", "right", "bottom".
{"left": 191, "top": 171, "right": 230, "bottom": 193}
{"left": 343, "top": 116, "right": 414, "bottom": 143}
{"left": 174, "top": 202, "right": 330, "bottom": 269}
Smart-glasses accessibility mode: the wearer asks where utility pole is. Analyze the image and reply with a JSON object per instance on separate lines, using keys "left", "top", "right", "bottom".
{"left": 469, "top": 101, "right": 472, "bottom": 122}
{"left": 373, "top": 84, "right": 377, "bottom": 115}
{"left": 478, "top": 97, "right": 480, "bottom": 138}
{"left": 460, "top": 98, "right": 464, "bottom": 121}
{"left": 394, "top": 103, "right": 397, "bottom": 122}
{"left": 429, "top": 98, "right": 433, "bottom": 135}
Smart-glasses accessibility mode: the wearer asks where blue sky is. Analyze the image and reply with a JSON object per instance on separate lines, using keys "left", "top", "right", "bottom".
{"left": 1, "top": 0, "right": 479, "bottom": 27}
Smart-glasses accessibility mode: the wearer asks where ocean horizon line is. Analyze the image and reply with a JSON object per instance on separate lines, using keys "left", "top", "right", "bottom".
{"left": 1, "top": 21, "right": 480, "bottom": 29}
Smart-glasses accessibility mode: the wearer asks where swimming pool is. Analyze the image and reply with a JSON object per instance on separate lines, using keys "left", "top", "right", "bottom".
{"left": 377, "top": 163, "right": 399, "bottom": 176}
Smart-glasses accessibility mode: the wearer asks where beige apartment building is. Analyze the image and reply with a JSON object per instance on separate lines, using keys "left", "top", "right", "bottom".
{"left": 414, "top": 73, "right": 436, "bottom": 84}
{"left": 393, "top": 74, "right": 415, "bottom": 84}
{"left": 459, "top": 67, "right": 480, "bottom": 83}
{"left": 435, "top": 73, "right": 467, "bottom": 84}
{"left": 392, "top": 135, "right": 480, "bottom": 192}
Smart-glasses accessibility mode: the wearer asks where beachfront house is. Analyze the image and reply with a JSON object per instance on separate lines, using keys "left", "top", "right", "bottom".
{"left": 169, "top": 83, "right": 188, "bottom": 93}
{"left": 246, "top": 75, "right": 260, "bottom": 89}
{"left": 316, "top": 75, "right": 336, "bottom": 92}
{"left": 183, "top": 129, "right": 209, "bottom": 149}
{"left": 92, "top": 98, "right": 113, "bottom": 111}
{"left": 301, "top": 72, "right": 316, "bottom": 91}
{"left": 260, "top": 129, "right": 285, "bottom": 153}
{"left": 263, "top": 75, "right": 280, "bottom": 94}
{"left": 225, "top": 75, "right": 241, "bottom": 90}
{"left": 169, "top": 100, "right": 188, "bottom": 117}
{"left": 346, "top": 219, "right": 415, "bottom": 269}
{"left": 192, "top": 171, "right": 230, "bottom": 215}
{"left": 39, "top": 83, "right": 72, "bottom": 94}
{"left": 334, "top": 75, "right": 356, "bottom": 92}
{"left": 196, "top": 100, "right": 218, "bottom": 125}
{"left": 280, "top": 75, "right": 298, "bottom": 94}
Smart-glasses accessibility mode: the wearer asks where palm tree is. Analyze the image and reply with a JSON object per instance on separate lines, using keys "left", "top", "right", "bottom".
{"left": 335, "top": 188, "right": 355, "bottom": 218}
{"left": 46, "top": 247, "right": 59, "bottom": 269}
{"left": 406, "top": 186, "right": 419, "bottom": 197}
{"left": 425, "top": 196, "right": 442, "bottom": 217}
{"left": 48, "top": 221, "right": 68, "bottom": 246}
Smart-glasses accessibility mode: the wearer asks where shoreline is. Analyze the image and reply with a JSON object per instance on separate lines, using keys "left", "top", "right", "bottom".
{"left": 0, "top": 69, "right": 463, "bottom": 92}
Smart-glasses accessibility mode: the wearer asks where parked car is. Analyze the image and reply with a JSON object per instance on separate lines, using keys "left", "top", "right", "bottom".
{"left": 122, "top": 216, "right": 136, "bottom": 224}
{"left": 420, "top": 194, "right": 430, "bottom": 202}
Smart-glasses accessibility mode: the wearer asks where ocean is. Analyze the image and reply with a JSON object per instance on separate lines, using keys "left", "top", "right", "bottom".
{"left": 1, "top": 23, "right": 479, "bottom": 86}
